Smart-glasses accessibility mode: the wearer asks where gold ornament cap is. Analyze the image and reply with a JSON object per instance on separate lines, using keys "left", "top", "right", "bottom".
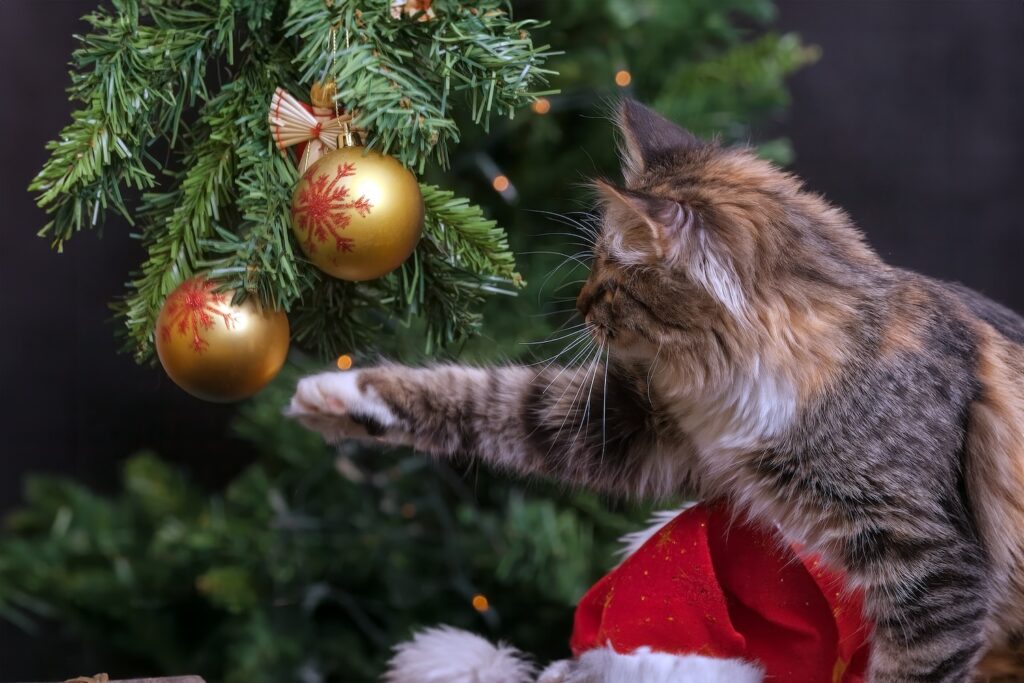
{"left": 310, "top": 80, "right": 338, "bottom": 109}
{"left": 290, "top": 146, "right": 424, "bottom": 281}
{"left": 155, "top": 277, "right": 290, "bottom": 402}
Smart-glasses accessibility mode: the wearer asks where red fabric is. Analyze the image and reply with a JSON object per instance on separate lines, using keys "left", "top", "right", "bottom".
{"left": 571, "top": 503, "right": 871, "bottom": 682}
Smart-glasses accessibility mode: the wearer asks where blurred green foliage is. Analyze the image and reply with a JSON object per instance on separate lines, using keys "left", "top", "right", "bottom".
{"left": 0, "top": 372, "right": 637, "bottom": 680}
{"left": 2, "top": 0, "right": 815, "bottom": 680}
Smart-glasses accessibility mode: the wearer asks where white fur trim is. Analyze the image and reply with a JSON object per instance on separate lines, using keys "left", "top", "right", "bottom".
{"left": 542, "top": 647, "right": 763, "bottom": 683}
{"left": 382, "top": 626, "right": 535, "bottom": 683}
{"left": 537, "top": 660, "right": 574, "bottom": 683}
{"left": 617, "top": 506, "right": 694, "bottom": 561}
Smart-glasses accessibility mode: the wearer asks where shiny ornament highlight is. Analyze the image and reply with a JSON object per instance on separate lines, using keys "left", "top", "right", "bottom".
{"left": 155, "top": 277, "right": 290, "bottom": 402}
{"left": 291, "top": 146, "right": 424, "bottom": 281}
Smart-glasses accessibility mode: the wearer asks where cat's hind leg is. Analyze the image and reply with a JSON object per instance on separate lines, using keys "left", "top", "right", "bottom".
{"left": 854, "top": 523, "right": 991, "bottom": 682}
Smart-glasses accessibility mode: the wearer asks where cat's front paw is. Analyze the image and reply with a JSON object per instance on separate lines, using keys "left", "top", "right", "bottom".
{"left": 287, "top": 370, "right": 405, "bottom": 443}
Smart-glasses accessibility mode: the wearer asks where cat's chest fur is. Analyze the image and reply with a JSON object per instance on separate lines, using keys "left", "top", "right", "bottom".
{"left": 651, "top": 359, "right": 798, "bottom": 489}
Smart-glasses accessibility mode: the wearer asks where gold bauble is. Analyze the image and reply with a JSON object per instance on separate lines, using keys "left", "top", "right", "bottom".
{"left": 290, "top": 145, "right": 424, "bottom": 281}
{"left": 155, "top": 277, "right": 290, "bottom": 402}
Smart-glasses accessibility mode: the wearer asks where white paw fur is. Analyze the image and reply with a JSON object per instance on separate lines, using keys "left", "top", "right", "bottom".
{"left": 287, "top": 370, "right": 402, "bottom": 441}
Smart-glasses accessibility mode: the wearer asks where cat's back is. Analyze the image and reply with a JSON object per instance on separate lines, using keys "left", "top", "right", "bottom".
{"left": 923, "top": 278, "right": 1024, "bottom": 665}
{"left": 943, "top": 280, "right": 1024, "bottom": 348}
{"left": 935, "top": 278, "right": 1024, "bottom": 408}
{"left": 921, "top": 277, "right": 1024, "bottom": 422}
{"left": 869, "top": 273, "right": 1024, "bottom": 379}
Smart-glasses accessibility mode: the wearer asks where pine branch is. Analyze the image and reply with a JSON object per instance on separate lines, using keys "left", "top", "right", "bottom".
{"left": 419, "top": 185, "right": 518, "bottom": 280}
{"left": 287, "top": 0, "right": 555, "bottom": 171}
{"left": 286, "top": 278, "right": 385, "bottom": 356}
{"left": 202, "top": 55, "right": 307, "bottom": 307}
{"left": 654, "top": 32, "right": 818, "bottom": 138}
{"left": 117, "top": 76, "right": 248, "bottom": 358}
{"left": 34, "top": 0, "right": 550, "bottom": 362}
{"left": 406, "top": 184, "right": 523, "bottom": 351}
{"left": 30, "top": 0, "right": 235, "bottom": 249}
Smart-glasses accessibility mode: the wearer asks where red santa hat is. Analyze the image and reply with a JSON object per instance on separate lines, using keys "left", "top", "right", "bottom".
{"left": 384, "top": 501, "right": 871, "bottom": 683}
{"left": 565, "top": 501, "right": 871, "bottom": 682}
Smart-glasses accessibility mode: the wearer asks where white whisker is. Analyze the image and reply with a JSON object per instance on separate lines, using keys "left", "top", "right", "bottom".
{"left": 569, "top": 342, "right": 604, "bottom": 456}
{"left": 526, "top": 209, "right": 601, "bottom": 243}
{"left": 552, "top": 279, "right": 587, "bottom": 294}
{"left": 646, "top": 341, "right": 664, "bottom": 407}
{"left": 518, "top": 250, "right": 592, "bottom": 268}
{"left": 601, "top": 346, "right": 610, "bottom": 468}
{"left": 519, "top": 323, "right": 589, "bottom": 346}
{"left": 541, "top": 337, "right": 596, "bottom": 392}
{"left": 531, "top": 307, "right": 579, "bottom": 319}
{"left": 546, "top": 344, "right": 603, "bottom": 462}
{"left": 535, "top": 250, "right": 593, "bottom": 297}
{"left": 527, "top": 330, "right": 591, "bottom": 370}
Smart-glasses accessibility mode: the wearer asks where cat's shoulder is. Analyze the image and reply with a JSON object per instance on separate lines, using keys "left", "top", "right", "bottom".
{"left": 876, "top": 270, "right": 1024, "bottom": 357}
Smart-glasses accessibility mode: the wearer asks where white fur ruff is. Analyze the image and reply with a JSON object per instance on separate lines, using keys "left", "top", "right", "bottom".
{"left": 539, "top": 647, "right": 763, "bottom": 683}
{"left": 383, "top": 628, "right": 763, "bottom": 683}
{"left": 383, "top": 626, "right": 535, "bottom": 683}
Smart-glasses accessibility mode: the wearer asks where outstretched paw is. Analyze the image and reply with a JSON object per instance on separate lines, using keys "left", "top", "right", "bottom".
{"left": 286, "top": 370, "right": 405, "bottom": 443}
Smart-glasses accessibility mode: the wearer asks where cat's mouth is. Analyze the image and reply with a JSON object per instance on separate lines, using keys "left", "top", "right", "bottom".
{"left": 586, "top": 319, "right": 614, "bottom": 344}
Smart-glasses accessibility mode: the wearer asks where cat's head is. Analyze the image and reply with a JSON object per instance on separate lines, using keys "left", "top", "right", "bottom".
{"left": 578, "top": 99, "right": 870, "bottom": 367}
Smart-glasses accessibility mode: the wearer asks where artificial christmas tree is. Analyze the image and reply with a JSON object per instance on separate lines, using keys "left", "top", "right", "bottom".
{"left": 30, "top": 0, "right": 549, "bottom": 367}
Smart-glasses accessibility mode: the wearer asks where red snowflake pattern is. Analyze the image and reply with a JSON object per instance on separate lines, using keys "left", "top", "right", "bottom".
{"left": 159, "top": 277, "right": 237, "bottom": 353}
{"left": 291, "top": 162, "right": 373, "bottom": 256}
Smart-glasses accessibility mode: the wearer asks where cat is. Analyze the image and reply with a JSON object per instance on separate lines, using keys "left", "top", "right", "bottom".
{"left": 288, "top": 99, "right": 1024, "bottom": 682}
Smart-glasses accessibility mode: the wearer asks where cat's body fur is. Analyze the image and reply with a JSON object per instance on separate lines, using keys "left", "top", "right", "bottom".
{"left": 290, "top": 101, "right": 1024, "bottom": 681}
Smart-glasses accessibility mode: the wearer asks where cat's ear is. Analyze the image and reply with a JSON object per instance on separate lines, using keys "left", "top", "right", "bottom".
{"left": 616, "top": 99, "right": 700, "bottom": 185}
{"left": 594, "top": 180, "right": 693, "bottom": 263}
{"left": 596, "top": 180, "right": 746, "bottom": 317}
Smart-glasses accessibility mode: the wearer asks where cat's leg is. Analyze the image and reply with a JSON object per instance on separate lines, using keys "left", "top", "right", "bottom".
{"left": 849, "top": 519, "right": 991, "bottom": 682}
{"left": 288, "top": 363, "right": 685, "bottom": 496}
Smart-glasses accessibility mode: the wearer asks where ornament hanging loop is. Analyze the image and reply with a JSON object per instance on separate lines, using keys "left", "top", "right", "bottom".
{"left": 339, "top": 120, "right": 363, "bottom": 149}
{"left": 326, "top": 26, "right": 341, "bottom": 117}
{"left": 327, "top": 24, "right": 363, "bottom": 149}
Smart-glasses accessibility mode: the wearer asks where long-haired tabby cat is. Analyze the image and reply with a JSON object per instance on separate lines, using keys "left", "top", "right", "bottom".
{"left": 289, "top": 100, "right": 1024, "bottom": 681}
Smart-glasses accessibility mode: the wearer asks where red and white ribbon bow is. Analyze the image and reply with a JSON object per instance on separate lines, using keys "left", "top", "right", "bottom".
{"left": 268, "top": 87, "right": 349, "bottom": 174}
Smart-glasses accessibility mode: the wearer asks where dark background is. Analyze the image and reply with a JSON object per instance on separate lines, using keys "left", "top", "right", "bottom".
{"left": 1, "top": 0, "right": 1021, "bottom": 677}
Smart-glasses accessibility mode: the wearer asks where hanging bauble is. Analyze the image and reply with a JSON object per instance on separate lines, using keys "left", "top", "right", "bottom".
{"left": 290, "top": 145, "right": 424, "bottom": 281}
{"left": 155, "top": 276, "right": 290, "bottom": 402}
